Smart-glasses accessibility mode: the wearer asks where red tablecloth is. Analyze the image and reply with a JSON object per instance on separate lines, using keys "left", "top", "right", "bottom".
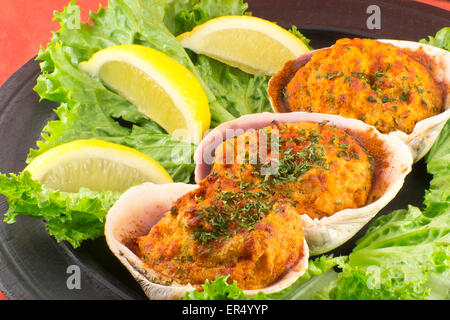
{"left": 0, "top": 0, "right": 448, "bottom": 301}
{"left": 0, "top": 0, "right": 107, "bottom": 86}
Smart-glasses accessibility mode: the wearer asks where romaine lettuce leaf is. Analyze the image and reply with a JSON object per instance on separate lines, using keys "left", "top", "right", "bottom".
{"left": 262, "top": 255, "right": 345, "bottom": 300}
{"left": 30, "top": 0, "right": 273, "bottom": 175}
{"left": 333, "top": 205, "right": 449, "bottom": 300}
{"left": 36, "top": 0, "right": 238, "bottom": 128}
{"left": 32, "top": 0, "right": 256, "bottom": 179}
{"left": 32, "top": 0, "right": 199, "bottom": 179}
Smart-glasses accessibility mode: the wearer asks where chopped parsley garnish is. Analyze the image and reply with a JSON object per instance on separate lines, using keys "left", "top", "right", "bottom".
{"left": 400, "top": 91, "right": 410, "bottom": 102}
{"left": 324, "top": 71, "right": 344, "bottom": 80}
{"left": 192, "top": 188, "right": 276, "bottom": 244}
{"left": 382, "top": 95, "right": 391, "bottom": 103}
{"left": 373, "top": 70, "right": 388, "bottom": 80}
{"left": 191, "top": 123, "right": 366, "bottom": 245}
{"left": 367, "top": 96, "right": 377, "bottom": 103}
{"left": 414, "top": 84, "right": 424, "bottom": 94}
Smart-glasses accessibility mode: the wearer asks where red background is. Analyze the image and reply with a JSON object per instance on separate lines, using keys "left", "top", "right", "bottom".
{"left": 0, "top": 0, "right": 448, "bottom": 301}
{"left": 0, "top": 0, "right": 108, "bottom": 86}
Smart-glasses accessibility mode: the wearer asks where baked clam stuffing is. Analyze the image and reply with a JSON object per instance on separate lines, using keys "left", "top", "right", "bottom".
{"left": 272, "top": 38, "right": 447, "bottom": 134}
{"left": 136, "top": 121, "right": 373, "bottom": 289}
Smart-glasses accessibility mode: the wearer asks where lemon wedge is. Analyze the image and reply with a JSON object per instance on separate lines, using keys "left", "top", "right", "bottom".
{"left": 79, "top": 44, "right": 210, "bottom": 144}
{"left": 24, "top": 140, "right": 173, "bottom": 193}
{"left": 177, "top": 15, "right": 310, "bottom": 75}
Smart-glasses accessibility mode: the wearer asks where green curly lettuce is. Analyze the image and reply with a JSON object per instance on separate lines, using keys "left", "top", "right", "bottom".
{"left": 333, "top": 205, "right": 449, "bottom": 300}
{"left": 1, "top": 172, "right": 120, "bottom": 248}
{"left": 183, "top": 275, "right": 247, "bottom": 300}
{"left": 425, "top": 120, "right": 450, "bottom": 217}
{"left": 420, "top": 27, "right": 450, "bottom": 51}
{"left": 289, "top": 25, "right": 313, "bottom": 50}
{"left": 165, "top": 0, "right": 248, "bottom": 36}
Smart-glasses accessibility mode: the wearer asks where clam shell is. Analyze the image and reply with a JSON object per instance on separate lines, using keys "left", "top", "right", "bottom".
{"left": 268, "top": 40, "right": 450, "bottom": 163}
{"left": 194, "top": 112, "right": 413, "bottom": 255}
{"left": 105, "top": 182, "right": 309, "bottom": 299}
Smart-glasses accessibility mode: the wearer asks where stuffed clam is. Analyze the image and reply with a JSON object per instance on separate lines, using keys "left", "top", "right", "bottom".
{"left": 194, "top": 112, "right": 413, "bottom": 255}
{"left": 105, "top": 179, "right": 309, "bottom": 299}
{"left": 268, "top": 38, "right": 450, "bottom": 162}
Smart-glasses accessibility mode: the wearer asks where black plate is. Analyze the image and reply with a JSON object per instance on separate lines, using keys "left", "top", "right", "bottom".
{"left": 0, "top": 0, "right": 446, "bottom": 300}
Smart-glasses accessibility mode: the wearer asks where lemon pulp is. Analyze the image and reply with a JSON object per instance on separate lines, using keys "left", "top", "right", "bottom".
{"left": 99, "top": 61, "right": 188, "bottom": 137}
{"left": 177, "top": 16, "right": 310, "bottom": 75}
{"left": 25, "top": 140, "right": 173, "bottom": 193}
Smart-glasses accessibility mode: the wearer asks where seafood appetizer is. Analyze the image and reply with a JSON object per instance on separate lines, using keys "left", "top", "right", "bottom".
{"left": 105, "top": 178, "right": 309, "bottom": 299}
{"left": 194, "top": 112, "right": 413, "bottom": 255}
{"left": 268, "top": 38, "right": 450, "bottom": 162}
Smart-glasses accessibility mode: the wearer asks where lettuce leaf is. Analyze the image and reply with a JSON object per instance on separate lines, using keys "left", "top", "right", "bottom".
{"left": 32, "top": 0, "right": 198, "bottom": 177}
{"left": 165, "top": 0, "right": 248, "bottom": 36}
{"left": 289, "top": 25, "right": 313, "bottom": 50}
{"left": 333, "top": 205, "right": 449, "bottom": 300}
{"left": 420, "top": 27, "right": 450, "bottom": 51}
{"left": 262, "top": 256, "right": 345, "bottom": 300}
{"left": 191, "top": 54, "right": 272, "bottom": 118}
{"left": 32, "top": 0, "right": 259, "bottom": 178}
{"left": 1, "top": 172, "right": 120, "bottom": 248}
{"left": 183, "top": 275, "right": 247, "bottom": 300}
{"left": 426, "top": 116, "right": 449, "bottom": 166}
{"left": 31, "top": 0, "right": 269, "bottom": 162}
{"left": 425, "top": 120, "right": 450, "bottom": 216}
